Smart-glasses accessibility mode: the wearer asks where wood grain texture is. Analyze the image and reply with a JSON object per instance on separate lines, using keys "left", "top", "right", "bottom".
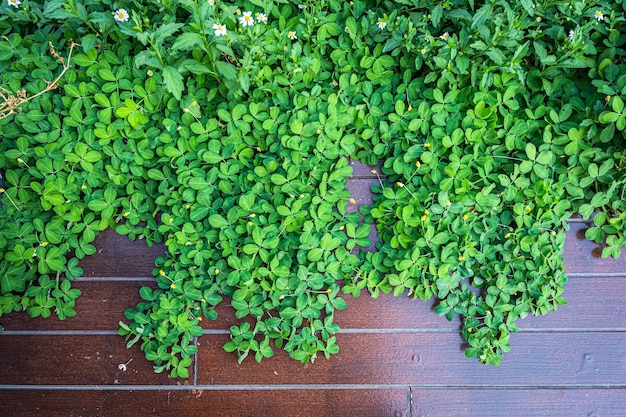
{"left": 196, "top": 332, "right": 626, "bottom": 387}
{"left": 0, "top": 335, "right": 186, "bottom": 385}
{"left": 78, "top": 230, "right": 166, "bottom": 277}
{"left": 410, "top": 389, "right": 626, "bottom": 417}
{"left": 0, "top": 389, "right": 410, "bottom": 417}
{"left": 349, "top": 159, "right": 379, "bottom": 178}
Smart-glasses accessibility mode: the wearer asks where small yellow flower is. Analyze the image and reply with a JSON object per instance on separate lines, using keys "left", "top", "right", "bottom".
{"left": 159, "top": 270, "right": 166, "bottom": 276}
{"left": 350, "top": 198, "right": 356, "bottom": 204}
{"left": 191, "top": 101, "right": 197, "bottom": 106}
{"left": 144, "top": 18, "right": 149, "bottom": 23}
{"left": 463, "top": 214, "right": 469, "bottom": 220}
{"left": 316, "top": 128, "right": 321, "bottom": 134}
{"left": 486, "top": 310, "right": 491, "bottom": 315}
{"left": 421, "top": 215, "right": 427, "bottom": 221}
{"left": 370, "top": 169, "right": 377, "bottom": 175}
{"left": 606, "top": 95, "right": 611, "bottom": 101}
{"left": 183, "top": 108, "right": 190, "bottom": 113}
{"left": 397, "top": 182, "right": 405, "bottom": 187}
{"left": 536, "top": 17, "right": 542, "bottom": 22}
{"left": 248, "top": 221, "right": 253, "bottom": 226}
{"left": 236, "top": 8, "right": 241, "bottom": 15}
{"left": 0, "top": 188, "right": 4, "bottom": 193}
{"left": 505, "top": 233, "right": 510, "bottom": 238}
{"left": 215, "top": 269, "right": 220, "bottom": 275}
{"left": 185, "top": 204, "right": 190, "bottom": 209}
{"left": 17, "top": 158, "right": 23, "bottom": 163}
{"left": 551, "top": 231, "right": 556, "bottom": 236}
{"left": 81, "top": 185, "right": 87, "bottom": 190}
{"left": 415, "top": 161, "right": 421, "bottom": 168}
{"left": 197, "top": 316, "right": 203, "bottom": 321}
{"left": 177, "top": 125, "right": 182, "bottom": 131}
{"left": 458, "top": 255, "right": 465, "bottom": 261}
{"left": 509, "top": 227, "right": 514, "bottom": 232}
{"left": 169, "top": 218, "right": 174, "bottom": 223}
{"left": 424, "top": 210, "right": 429, "bottom": 215}
{"left": 445, "top": 200, "right": 451, "bottom": 206}
{"left": 41, "top": 242, "right": 49, "bottom": 247}
{"left": 468, "top": 328, "right": 473, "bottom": 333}
{"left": 326, "top": 288, "right": 332, "bottom": 293}
{"left": 123, "top": 212, "right": 130, "bottom": 217}
{"left": 279, "top": 295, "right": 285, "bottom": 300}
{"left": 147, "top": 70, "right": 153, "bottom": 77}
{"left": 201, "top": 298, "right": 206, "bottom": 303}
{"left": 250, "top": 213, "right": 256, "bottom": 218}
{"left": 424, "top": 143, "right": 431, "bottom": 147}
{"left": 256, "top": 147, "right": 262, "bottom": 152}
{"left": 421, "top": 48, "right": 426, "bottom": 54}
{"left": 525, "top": 206, "right": 531, "bottom": 211}
{"left": 300, "top": 194, "right": 304, "bottom": 199}
{"left": 339, "top": 225, "right": 345, "bottom": 230}
{"left": 408, "top": 105, "right": 413, "bottom": 111}
{"left": 171, "top": 284, "right": 176, "bottom": 289}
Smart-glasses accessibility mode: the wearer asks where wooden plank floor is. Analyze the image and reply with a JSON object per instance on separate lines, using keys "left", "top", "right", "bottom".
{"left": 1, "top": 162, "right": 625, "bottom": 416}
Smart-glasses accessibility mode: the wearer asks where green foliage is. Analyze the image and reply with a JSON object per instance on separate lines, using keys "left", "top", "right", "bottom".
{"left": 0, "top": 0, "right": 625, "bottom": 376}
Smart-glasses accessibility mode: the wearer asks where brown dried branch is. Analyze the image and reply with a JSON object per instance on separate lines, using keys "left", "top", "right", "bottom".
{"left": 0, "top": 40, "right": 78, "bottom": 120}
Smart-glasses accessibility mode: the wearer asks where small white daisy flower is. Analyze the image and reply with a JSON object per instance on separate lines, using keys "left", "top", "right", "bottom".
{"left": 113, "top": 8, "right": 129, "bottom": 22}
{"left": 568, "top": 30, "right": 575, "bottom": 40}
{"left": 213, "top": 23, "right": 227, "bottom": 36}
{"left": 440, "top": 32, "right": 449, "bottom": 41}
{"left": 594, "top": 10, "right": 604, "bottom": 21}
{"left": 256, "top": 12, "right": 268, "bottom": 23}
{"left": 240, "top": 11, "right": 255, "bottom": 27}
{"left": 377, "top": 19, "right": 387, "bottom": 30}
{"left": 7, "top": 0, "right": 21, "bottom": 7}
{"left": 288, "top": 31, "right": 297, "bottom": 40}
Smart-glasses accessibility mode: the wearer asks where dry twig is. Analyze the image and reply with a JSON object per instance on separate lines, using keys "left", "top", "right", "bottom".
{"left": 0, "top": 40, "right": 78, "bottom": 120}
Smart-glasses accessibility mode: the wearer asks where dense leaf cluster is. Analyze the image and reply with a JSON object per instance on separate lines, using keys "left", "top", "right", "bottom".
{"left": 0, "top": 0, "right": 624, "bottom": 375}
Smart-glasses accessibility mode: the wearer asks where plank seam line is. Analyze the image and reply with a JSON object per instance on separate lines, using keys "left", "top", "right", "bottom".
{"left": 565, "top": 273, "right": 626, "bottom": 277}
{"left": 1, "top": 385, "right": 626, "bottom": 390}
{"left": 3, "top": 329, "right": 625, "bottom": 336}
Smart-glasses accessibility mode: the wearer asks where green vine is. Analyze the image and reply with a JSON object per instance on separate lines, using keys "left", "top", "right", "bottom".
{"left": 0, "top": 0, "right": 625, "bottom": 376}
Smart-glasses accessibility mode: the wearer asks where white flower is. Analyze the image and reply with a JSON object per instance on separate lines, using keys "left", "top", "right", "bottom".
{"left": 439, "top": 32, "right": 449, "bottom": 41}
{"left": 594, "top": 10, "right": 604, "bottom": 21}
{"left": 256, "top": 12, "right": 267, "bottom": 23}
{"left": 208, "top": 0, "right": 215, "bottom": 5}
{"left": 288, "top": 31, "right": 297, "bottom": 40}
{"left": 298, "top": 4, "right": 306, "bottom": 9}
{"left": 344, "top": 26, "right": 349, "bottom": 33}
{"left": 239, "top": 11, "right": 255, "bottom": 27}
{"left": 213, "top": 23, "right": 227, "bottom": 36}
{"left": 7, "top": 0, "right": 21, "bottom": 7}
{"left": 377, "top": 19, "right": 387, "bottom": 30}
{"left": 113, "top": 8, "right": 129, "bottom": 22}
{"left": 568, "top": 30, "right": 575, "bottom": 40}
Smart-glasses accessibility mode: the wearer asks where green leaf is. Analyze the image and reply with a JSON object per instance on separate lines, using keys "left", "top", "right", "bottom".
{"left": 163, "top": 66, "right": 184, "bottom": 100}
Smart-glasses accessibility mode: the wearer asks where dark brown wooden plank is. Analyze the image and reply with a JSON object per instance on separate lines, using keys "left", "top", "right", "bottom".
{"left": 564, "top": 222, "right": 626, "bottom": 274}
{"left": 411, "top": 389, "right": 626, "bottom": 416}
{"left": 0, "top": 335, "right": 186, "bottom": 385}
{"left": 0, "top": 389, "right": 409, "bottom": 417}
{"left": 0, "top": 280, "right": 155, "bottom": 331}
{"left": 335, "top": 275, "right": 626, "bottom": 331}
{"left": 196, "top": 332, "right": 626, "bottom": 386}
{"left": 78, "top": 229, "right": 166, "bottom": 277}
{"left": 349, "top": 159, "right": 379, "bottom": 177}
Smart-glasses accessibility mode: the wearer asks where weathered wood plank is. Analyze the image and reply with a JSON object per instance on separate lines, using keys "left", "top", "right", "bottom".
{"left": 349, "top": 159, "right": 379, "bottom": 178}
{"left": 410, "top": 388, "right": 626, "bottom": 417}
{"left": 0, "top": 388, "right": 409, "bottom": 417}
{"left": 563, "top": 222, "right": 626, "bottom": 274}
{"left": 0, "top": 335, "right": 186, "bottom": 385}
{"left": 0, "top": 280, "right": 155, "bottom": 331}
{"left": 196, "top": 332, "right": 626, "bottom": 386}
{"left": 78, "top": 230, "right": 166, "bottom": 277}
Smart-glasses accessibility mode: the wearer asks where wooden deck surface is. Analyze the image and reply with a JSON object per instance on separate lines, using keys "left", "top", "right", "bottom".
{"left": 1, "top": 163, "right": 625, "bottom": 416}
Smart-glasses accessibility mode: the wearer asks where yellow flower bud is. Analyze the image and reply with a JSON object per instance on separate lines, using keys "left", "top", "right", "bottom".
{"left": 248, "top": 221, "right": 253, "bottom": 226}
{"left": 201, "top": 298, "right": 206, "bottom": 303}
{"left": 463, "top": 214, "right": 469, "bottom": 220}
{"left": 197, "top": 316, "right": 202, "bottom": 321}
{"left": 279, "top": 295, "right": 285, "bottom": 300}
{"left": 408, "top": 105, "right": 413, "bottom": 111}
{"left": 525, "top": 206, "right": 531, "bottom": 211}
{"left": 169, "top": 218, "right": 174, "bottom": 223}
{"left": 171, "top": 284, "right": 176, "bottom": 289}
{"left": 159, "top": 270, "right": 165, "bottom": 276}
{"left": 339, "top": 225, "right": 345, "bottom": 230}
{"left": 350, "top": 198, "right": 356, "bottom": 204}
{"left": 183, "top": 108, "right": 190, "bottom": 113}
{"left": 326, "top": 288, "right": 332, "bottom": 293}
{"left": 215, "top": 269, "right": 220, "bottom": 275}
{"left": 397, "top": 182, "right": 405, "bottom": 187}
{"left": 370, "top": 169, "right": 377, "bottom": 175}
{"left": 424, "top": 143, "right": 431, "bottom": 147}
{"left": 191, "top": 101, "right": 197, "bottom": 106}
{"left": 445, "top": 200, "right": 451, "bottom": 206}
{"left": 250, "top": 213, "right": 256, "bottom": 218}
{"left": 123, "top": 212, "right": 130, "bottom": 217}
{"left": 17, "top": 158, "right": 23, "bottom": 163}
{"left": 41, "top": 242, "right": 49, "bottom": 247}
{"left": 415, "top": 161, "right": 421, "bottom": 168}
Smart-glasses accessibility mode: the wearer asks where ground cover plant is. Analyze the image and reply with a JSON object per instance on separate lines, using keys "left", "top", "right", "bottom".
{"left": 0, "top": 0, "right": 624, "bottom": 376}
